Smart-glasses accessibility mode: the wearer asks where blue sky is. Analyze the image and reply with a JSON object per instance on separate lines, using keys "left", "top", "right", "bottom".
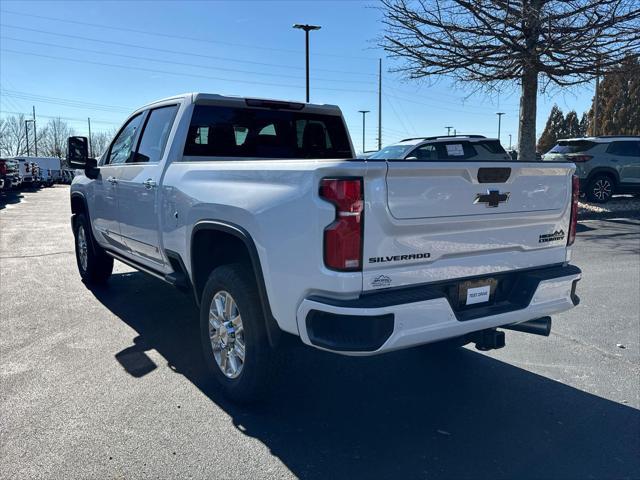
{"left": 0, "top": 0, "right": 595, "bottom": 152}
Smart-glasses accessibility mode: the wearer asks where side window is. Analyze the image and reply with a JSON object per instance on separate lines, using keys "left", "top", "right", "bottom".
{"left": 107, "top": 114, "right": 144, "bottom": 165}
{"left": 133, "top": 105, "right": 179, "bottom": 163}
{"left": 410, "top": 144, "right": 437, "bottom": 160}
{"left": 606, "top": 141, "right": 640, "bottom": 157}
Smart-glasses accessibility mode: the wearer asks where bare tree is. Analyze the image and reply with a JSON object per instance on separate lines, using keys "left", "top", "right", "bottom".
{"left": 91, "top": 129, "right": 117, "bottom": 158}
{"left": 0, "top": 114, "right": 28, "bottom": 156}
{"left": 40, "top": 118, "right": 75, "bottom": 158}
{"left": 380, "top": 0, "right": 640, "bottom": 160}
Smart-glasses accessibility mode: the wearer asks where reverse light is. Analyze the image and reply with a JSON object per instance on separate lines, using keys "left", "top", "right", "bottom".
{"left": 568, "top": 175, "right": 579, "bottom": 246}
{"left": 319, "top": 178, "right": 363, "bottom": 271}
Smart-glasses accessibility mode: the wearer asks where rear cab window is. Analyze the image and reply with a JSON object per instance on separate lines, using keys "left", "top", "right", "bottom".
{"left": 184, "top": 105, "right": 352, "bottom": 159}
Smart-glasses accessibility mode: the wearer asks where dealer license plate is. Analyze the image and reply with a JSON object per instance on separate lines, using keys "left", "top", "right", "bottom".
{"left": 458, "top": 278, "right": 497, "bottom": 307}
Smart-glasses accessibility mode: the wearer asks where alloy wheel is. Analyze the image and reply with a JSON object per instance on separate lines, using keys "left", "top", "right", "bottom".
{"left": 592, "top": 179, "right": 612, "bottom": 201}
{"left": 208, "top": 291, "right": 245, "bottom": 379}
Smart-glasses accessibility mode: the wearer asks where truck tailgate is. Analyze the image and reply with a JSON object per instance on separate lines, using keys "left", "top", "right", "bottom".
{"left": 362, "top": 161, "right": 575, "bottom": 292}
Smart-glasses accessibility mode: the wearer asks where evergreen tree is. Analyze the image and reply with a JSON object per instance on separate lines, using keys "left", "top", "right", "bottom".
{"left": 537, "top": 105, "right": 566, "bottom": 154}
{"left": 564, "top": 111, "right": 582, "bottom": 138}
{"left": 579, "top": 112, "right": 590, "bottom": 137}
{"left": 588, "top": 56, "right": 640, "bottom": 136}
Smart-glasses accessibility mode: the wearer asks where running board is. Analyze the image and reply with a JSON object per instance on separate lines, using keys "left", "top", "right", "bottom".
{"left": 105, "top": 249, "right": 187, "bottom": 288}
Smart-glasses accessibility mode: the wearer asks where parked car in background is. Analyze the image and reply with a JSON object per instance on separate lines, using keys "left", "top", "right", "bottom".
{"left": 31, "top": 157, "right": 62, "bottom": 186}
{"left": 60, "top": 170, "right": 75, "bottom": 184}
{"left": 543, "top": 136, "right": 640, "bottom": 203}
{"left": 368, "top": 135, "right": 512, "bottom": 161}
{"left": 14, "top": 157, "right": 36, "bottom": 188}
{"left": 0, "top": 158, "right": 21, "bottom": 192}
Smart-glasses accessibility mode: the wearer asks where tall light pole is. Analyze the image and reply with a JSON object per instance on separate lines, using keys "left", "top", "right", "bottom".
{"left": 293, "top": 23, "right": 321, "bottom": 103}
{"left": 496, "top": 112, "right": 505, "bottom": 141}
{"left": 445, "top": 126, "right": 453, "bottom": 136}
{"left": 25, "top": 119, "right": 35, "bottom": 156}
{"left": 508, "top": 134, "right": 512, "bottom": 150}
{"left": 358, "top": 110, "right": 370, "bottom": 153}
{"left": 32, "top": 106, "right": 38, "bottom": 156}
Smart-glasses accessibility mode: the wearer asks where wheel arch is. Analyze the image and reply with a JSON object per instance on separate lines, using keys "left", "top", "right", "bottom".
{"left": 586, "top": 167, "right": 620, "bottom": 186}
{"left": 190, "top": 221, "right": 281, "bottom": 347}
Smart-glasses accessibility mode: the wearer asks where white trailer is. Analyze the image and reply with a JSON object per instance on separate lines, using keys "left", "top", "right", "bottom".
{"left": 30, "top": 157, "right": 62, "bottom": 186}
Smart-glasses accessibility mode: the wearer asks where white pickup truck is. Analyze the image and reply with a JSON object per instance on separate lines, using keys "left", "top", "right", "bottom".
{"left": 68, "top": 93, "right": 581, "bottom": 402}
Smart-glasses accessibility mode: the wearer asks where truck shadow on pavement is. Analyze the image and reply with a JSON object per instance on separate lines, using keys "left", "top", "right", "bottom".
{"left": 92, "top": 272, "right": 640, "bottom": 480}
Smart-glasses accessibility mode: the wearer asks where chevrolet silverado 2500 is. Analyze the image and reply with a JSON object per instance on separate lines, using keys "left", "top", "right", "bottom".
{"left": 67, "top": 93, "right": 581, "bottom": 402}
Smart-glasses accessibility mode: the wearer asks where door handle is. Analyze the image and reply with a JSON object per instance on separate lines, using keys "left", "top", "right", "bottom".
{"left": 107, "top": 176, "right": 118, "bottom": 185}
{"left": 143, "top": 179, "right": 157, "bottom": 189}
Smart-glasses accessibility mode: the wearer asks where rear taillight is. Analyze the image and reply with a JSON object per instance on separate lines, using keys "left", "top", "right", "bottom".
{"left": 568, "top": 175, "right": 579, "bottom": 246}
{"left": 319, "top": 178, "right": 363, "bottom": 271}
{"left": 570, "top": 155, "right": 592, "bottom": 162}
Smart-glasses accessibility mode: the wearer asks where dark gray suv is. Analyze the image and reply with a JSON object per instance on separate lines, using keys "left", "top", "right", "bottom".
{"left": 544, "top": 136, "right": 640, "bottom": 203}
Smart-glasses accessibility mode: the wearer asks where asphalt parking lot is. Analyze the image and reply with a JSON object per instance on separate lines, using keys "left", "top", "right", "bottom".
{"left": 1, "top": 186, "right": 639, "bottom": 480}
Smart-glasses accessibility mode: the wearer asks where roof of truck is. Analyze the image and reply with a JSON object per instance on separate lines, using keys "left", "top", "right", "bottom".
{"left": 137, "top": 93, "right": 342, "bottom": 116}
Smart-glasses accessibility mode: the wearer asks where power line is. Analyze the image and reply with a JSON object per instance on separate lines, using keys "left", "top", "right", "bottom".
{"left": 0, "top": 110, "right": 121, "bottom": 126}
{"left": 2, "top": 89, "right": 132, "bottom": 113}
{"left": 0, "top": 36, "right": 376, "bottom": 86}
{"left": 385, "top": 92, "right": 517, "bottom": 117}
{"left": 0, "top": 9, "right": 378, "bottom": 61}
{"left": 0, "top": 23, "right": 377, "bottom": 78}
{"left": 384, "top": 85, "right": 520, "bottom": 112}
{"left": 1, "top": 48, "right": 378, "bottom": 95}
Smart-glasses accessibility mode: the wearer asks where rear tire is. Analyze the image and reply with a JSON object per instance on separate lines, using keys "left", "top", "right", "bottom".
{"left": 73, "top": 213, "right": 113, "bottom": 284}
{"left": 586, "top": 174, "right": 615, "bottom": 203}
{"left": 200, "top": 263, "right": 274, "bottom": 403}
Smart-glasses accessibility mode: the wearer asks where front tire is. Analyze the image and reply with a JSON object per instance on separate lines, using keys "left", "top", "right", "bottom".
{"left": 200, "top": 263, "right": 274, "bottom": 403}
{"left": 73, "top": 213, "right": 113, "bottom": 284}
{"left": 586, "top": 174, "right": 614, "bottom": 203}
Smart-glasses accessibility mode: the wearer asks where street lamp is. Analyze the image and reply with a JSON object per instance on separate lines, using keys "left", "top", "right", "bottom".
{"left": 508, "top": 134, "right": 512, "bottom": 150}
{"left": 496, "top": 112, "right": 505, "bottom": 141}
{"left": 293, "top": 23, "right": 321, "bottom": 103}
{"left": 445, "top": 126, "right": 453, "bottom": 136}
{"left": 358, "top": 110, "right": 370, "bottom": 153}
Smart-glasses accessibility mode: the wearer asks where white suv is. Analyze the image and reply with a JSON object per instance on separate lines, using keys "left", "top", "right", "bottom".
{"left": 368, "top": 135, "right": 512, "bottom": 161}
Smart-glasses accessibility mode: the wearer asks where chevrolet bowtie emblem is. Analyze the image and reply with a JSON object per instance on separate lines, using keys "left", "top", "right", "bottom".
{"left": 474, "top": 190, "right": 510, "bottom": 207}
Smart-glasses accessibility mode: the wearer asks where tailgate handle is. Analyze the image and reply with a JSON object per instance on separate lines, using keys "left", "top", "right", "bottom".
{"left": 478, "top": 168, "right": 511, "bottom": 183}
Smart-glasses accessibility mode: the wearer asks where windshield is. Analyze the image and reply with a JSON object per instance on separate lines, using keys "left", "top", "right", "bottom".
{"left": 549, "top": 141, "right": 596, "bottom": 154}
{"left": 368, "top": 144, "right": 414, "bottom": 159}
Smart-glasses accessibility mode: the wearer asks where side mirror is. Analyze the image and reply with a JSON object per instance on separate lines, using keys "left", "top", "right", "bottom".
{"left": 67, "top": 136, "right": 89, "bottom": 168}
{"left": 67, "top": 136, "right": 99, "bottom": 179}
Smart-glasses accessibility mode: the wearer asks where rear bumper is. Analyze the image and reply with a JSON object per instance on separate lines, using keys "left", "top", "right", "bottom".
{"left": 297, "top": 264, "right": 581, "bottom": 355}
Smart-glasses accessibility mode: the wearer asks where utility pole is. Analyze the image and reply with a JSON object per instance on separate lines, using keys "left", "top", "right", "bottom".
{"left": 88, "top": 118, "right": 93, "bottom": 158}
{"left": 496, "top": 112, "right": 505, "bottom": 141}
{"left": 445, "top": 126, "right": 453, "bottom": 136}
{"left": 32, "top": 106, "right": 38, "bottom": 156}
{"left": 453, "top": 129, "right": 457, "bottom": 136}
{"left": 508, "top": 134, "right": 512, "bottom": 150}
{"left": 293, "top": 24, "right": 321, "bottom": 103}
{"left": 24, "top": 120, "right": 31, "bottom": 156}
{"left": 378, "top": 58, "right": 382, "bottom": 151}
{"left": 358, "top": 110, "right": 370, "bottom": 153}
{"left": 593, "top": 71, "right": 600, "bottom": 136}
